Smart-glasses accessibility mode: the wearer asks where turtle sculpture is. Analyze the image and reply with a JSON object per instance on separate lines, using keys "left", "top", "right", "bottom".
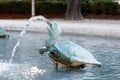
{"left": 0, "top": 27, "right": 9, "bottom": 38}
{"left": 38, "top": 16, "right": 101, "bottom": 70}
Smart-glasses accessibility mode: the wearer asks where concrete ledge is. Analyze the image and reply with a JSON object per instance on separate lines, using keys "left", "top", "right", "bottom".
{"left": 0, "top": 19, "right": 120, "bottom": 38}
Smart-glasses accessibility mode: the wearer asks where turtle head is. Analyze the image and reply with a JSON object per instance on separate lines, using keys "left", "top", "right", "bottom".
{"left": 49, "top": 50, "right": 60, "bottom": 59}
{"left": 32, "top": 15, "right": 62, "bottom": 47}
{"left": 45, "top": 21, "right": 62, "bottom": 47}
{"left": 47, "top": 21, "right": 62, "bottom": 37}
{"left": 49, "top": 50, "right": 71, "bottom": 66}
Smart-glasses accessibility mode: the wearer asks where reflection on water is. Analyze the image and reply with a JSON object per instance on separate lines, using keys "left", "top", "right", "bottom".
{"left": 0, "top": 31, "right": 120, "bottom": 80}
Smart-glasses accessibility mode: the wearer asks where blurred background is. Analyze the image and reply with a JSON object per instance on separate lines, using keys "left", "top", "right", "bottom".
{"left": 0, "top": 0, "right": 120, "bottom": 20}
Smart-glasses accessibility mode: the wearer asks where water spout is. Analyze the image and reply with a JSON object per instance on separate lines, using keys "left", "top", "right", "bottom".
{"left": 9, "top": 15, "right": 47, "bottom": 64}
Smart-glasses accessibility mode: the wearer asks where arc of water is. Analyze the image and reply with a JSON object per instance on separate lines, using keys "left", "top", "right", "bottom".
{"left": 9, "top": 26, "right": 28, "bottom": 64}
{"left": 9, "top": 40, "right": 20, "bottom": 64}
{"left": 9, "top": 15, "right": 48, "bottom": 64}
{"left": 9, "top": 19, "right": 30, "bottom": 64}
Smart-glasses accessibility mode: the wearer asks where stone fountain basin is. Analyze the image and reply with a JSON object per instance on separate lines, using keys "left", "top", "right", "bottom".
{"left": 0, "top": 19, "right": 120, "bottom": 38}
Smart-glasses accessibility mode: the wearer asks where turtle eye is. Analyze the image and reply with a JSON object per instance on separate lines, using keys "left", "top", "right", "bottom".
{"left": 50, "top": 51, "right": 56, "bottom": 56}
{"left": 50, "top": 50, "right": 60, "bottom": 58}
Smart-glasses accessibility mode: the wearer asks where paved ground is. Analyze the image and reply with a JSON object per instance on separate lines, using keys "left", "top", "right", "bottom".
{"left": 0, "top": 19, "right": 120, "bottom": 38}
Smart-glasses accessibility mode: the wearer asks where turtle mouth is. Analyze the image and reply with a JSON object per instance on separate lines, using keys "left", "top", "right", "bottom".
{"left": 47, "top": 21, "right": 52, "bottom": 28}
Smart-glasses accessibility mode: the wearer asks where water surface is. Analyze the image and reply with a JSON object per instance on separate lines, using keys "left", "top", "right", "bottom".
{"left": 0, "top": 31, "right": 120, "bottom": 80}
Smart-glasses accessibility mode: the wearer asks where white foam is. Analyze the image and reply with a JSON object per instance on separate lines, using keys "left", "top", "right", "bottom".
{"left": 21, "top": 66, "right": 46, "bottom": 76}
{"left": 0, "top": 62, "right": 15, "bottom": 73}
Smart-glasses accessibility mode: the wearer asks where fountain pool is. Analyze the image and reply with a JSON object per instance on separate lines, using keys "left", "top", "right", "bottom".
{"left": 0, "top": 31, "right": 120, "bottom": 80}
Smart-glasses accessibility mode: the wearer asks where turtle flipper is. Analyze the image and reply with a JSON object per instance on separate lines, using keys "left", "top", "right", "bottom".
{"left": 39, "top": 47, "right": 48, "bottom": 54}
{"left": 54, "top": 62, "right": 58, "bottom": 71}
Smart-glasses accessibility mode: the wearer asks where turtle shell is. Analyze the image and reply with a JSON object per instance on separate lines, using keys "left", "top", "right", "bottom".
{"left": 54, "top": 41, "right": 101, "bottom": 65}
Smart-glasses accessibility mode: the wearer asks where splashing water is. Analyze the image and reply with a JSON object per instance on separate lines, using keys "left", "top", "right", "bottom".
{"left": 9, "top": 15, "right": 47, "bottom": 64}
{"left": 21, "top": 66, "right": 46, "bottom": 76}
{"left": 0, "top": 15, "right": 47, "bottom": 79}
{"left": 0, "top": 61, "right": 11, "bottom": 73}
